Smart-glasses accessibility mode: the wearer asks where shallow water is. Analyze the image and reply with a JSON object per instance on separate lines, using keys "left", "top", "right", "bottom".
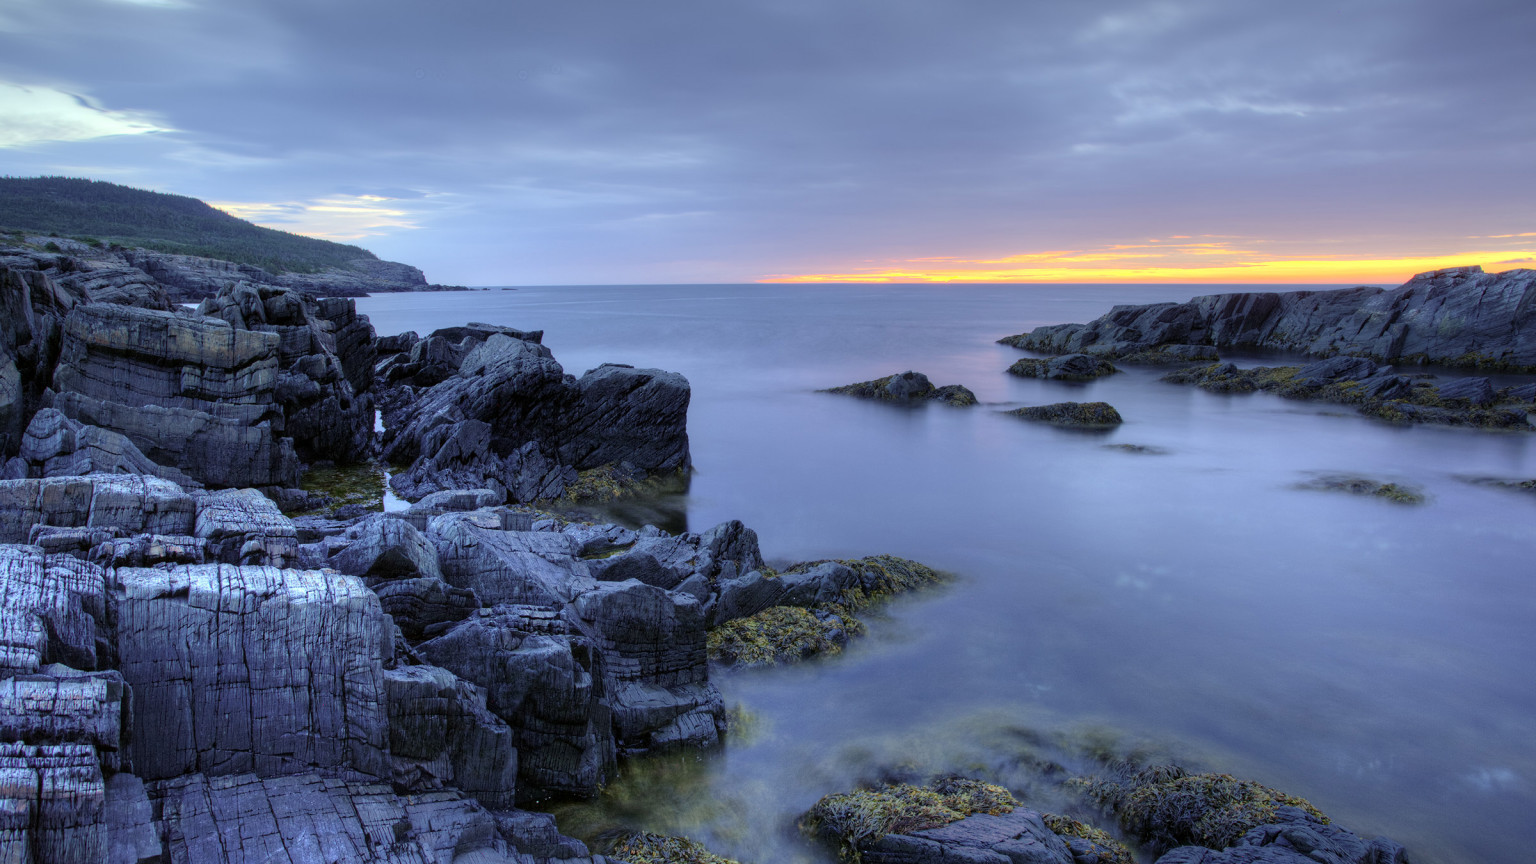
{"left": 358, "top": 284, "right": 1536, "bottom": 864}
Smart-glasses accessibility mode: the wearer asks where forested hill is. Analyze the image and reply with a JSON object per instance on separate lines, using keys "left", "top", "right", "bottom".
{"left": 0, "top": 176, "right": 378, "bottom": 274}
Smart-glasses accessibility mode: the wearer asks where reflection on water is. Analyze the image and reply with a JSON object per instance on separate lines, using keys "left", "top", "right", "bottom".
{"left": 359, "top": 284, "right": 1536, "bottom": 864}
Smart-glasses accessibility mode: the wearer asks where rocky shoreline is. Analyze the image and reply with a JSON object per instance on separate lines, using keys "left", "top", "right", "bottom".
{"left": 0, "top": 248, "right": 1424, "bottom": 863}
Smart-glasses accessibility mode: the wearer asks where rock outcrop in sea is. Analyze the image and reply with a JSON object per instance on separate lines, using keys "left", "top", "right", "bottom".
{"left": 1000, "top": 266, "right": 1536, "bottom": 369}
{"left": 823, "top": 370, "right": 978, "bottom": 406}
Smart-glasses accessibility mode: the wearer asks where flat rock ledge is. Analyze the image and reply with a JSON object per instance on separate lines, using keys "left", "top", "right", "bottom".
{"left": 1162, "top": 357, "right": 1536, "bottom": 431}
{"left": 823, "top": 371, "right": 978, "bottom": 406}
{"left": 1008, "top": 401, "right": 1124, "bottom": 427}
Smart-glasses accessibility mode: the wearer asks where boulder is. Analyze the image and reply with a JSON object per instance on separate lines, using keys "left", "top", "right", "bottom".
{"left": 194, "top": 488, "right": 299, "bottom": 567}
{"left": 113, "top": 564, "right": 389, "bottom": 781}
{"left": 1008, "top": 401, "right": 1124, "bottom": 427}
{"left": 374, "top": 577, "right": 481, "bottom": 641}
{"left": 1435, "top": 376, "right": 1496, "bottom": 406}
{"left": 823, "top": 371, "right": 978, "bottom": 406}
{"left": 430, "top": 514, "right": 594, "bottom": 606}
{"left": 331, "top": 513, "right": 442, "bottom": 582}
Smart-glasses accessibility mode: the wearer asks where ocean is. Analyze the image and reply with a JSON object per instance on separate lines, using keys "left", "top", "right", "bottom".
{"left": 357, "top": 283, "right": 1536, "bottom": 864}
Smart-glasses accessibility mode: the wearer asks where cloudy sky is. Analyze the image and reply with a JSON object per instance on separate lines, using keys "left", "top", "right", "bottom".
{"left": 2, "top": 0, "right": 1532, "bottom": 285}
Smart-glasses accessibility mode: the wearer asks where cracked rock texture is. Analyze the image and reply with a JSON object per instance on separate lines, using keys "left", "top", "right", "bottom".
{"left": 113, "top": 564, "right": 388, "bottom": 782}
{"left": 0, "top": 545, "right": 107, "bottom": 678}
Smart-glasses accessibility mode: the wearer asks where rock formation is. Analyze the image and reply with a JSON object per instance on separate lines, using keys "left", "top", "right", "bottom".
{"left": 822, "top": 370, "right": 978, "bottom": 406}
{"left": 1000, "top": 266, "right": 1536, "bottom": 370}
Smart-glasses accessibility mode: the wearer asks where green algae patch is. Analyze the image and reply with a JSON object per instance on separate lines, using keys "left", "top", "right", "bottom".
{"left": 802, "top": 779, "right": 1018, "bottom": 860}
{"left": 607, "top": 832, "right": 746, "bottom": 864}
{"left": 1296, "top": 473, "right": 1426, "bottom": 504}
{"left": 290, "top": 460, "right": 387, "bottom": 516}
{"left": 561, "top": 464, "right": 689, "bottom": 505}
{"left": 707, "top": 604, "right": 864, "bottom": 666}
{"left": 1041, "top": 813, "right": 1135, "bottom": 864}
{"left": 1082, "top": 767, "right": 1327, "bottom": 853}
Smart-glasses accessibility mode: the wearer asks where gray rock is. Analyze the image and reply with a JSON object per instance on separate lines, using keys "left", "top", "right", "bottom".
{"left": 0, "top": 475, "right": 195, "bottom": 543}
{"left": 0, "top": 667, "right": 128, "bottom": 773}
{"left": 16, "top": 407, "right": 199, "bottom": 486}
{"left": 0, "top": 545, "right": 107, "bottom": 677}
{"left": 1292, "top": 356, "right": 1382, "bottom": 387}
{"left": 1154, "top": 806, "right": 1409, "bottom": 864}
{"left": 1434, "top": 376, "right": 1497, "bottom": 406}
{"left": 0, "top": 264, "right": 84, "bottom": 460}
{"left": 385, "top": 664, "right": 519, "bottom": 808}
{"left": 0, "top": 742, "right": 106, "bottom": 863}
{"left": 863, "top": 809, "right": 1076, "bottom": 864}
{"left": 332, "top": 513, "right": 442, "bottom": 582}
{"left": 409, "top": 488, "right": 504, "bottom": 514}
{"left": 430, "top": 514, "right": 594, "bottom": 606}
{"left": 375, "top": 577, "right": 481, "bottom": 641}
{"left": 153, "top": 771, "right": 523, "bottom": 864}
{"left": 712, "top": 571, "right": 786, "bottom": 624}
{"left": 113, "top": 564, "right": 389, "bottom": 781}
{"left": 105, "top": 773, "right": 160, "bottom": 864}
{"left": 571, "top": 580, "right": 724, "bottom": 751}
{"left": 416, "top": 612, "right": 614, "bottom": 801}
{"left": 194, "top": 488, "right": 298, "bottom": 567}
{"left": 823, "top": 371, "right": 978, "bottom": 407}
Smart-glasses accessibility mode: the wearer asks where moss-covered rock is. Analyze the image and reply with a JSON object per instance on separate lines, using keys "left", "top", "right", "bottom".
{"left": 1041, "top": 813, "right": 1135, "bottom": 864}
{"left": 1007, "top": 354, "right": 1119, "bottom": 381}
{"left": 707, "top": 604, "right": 863, "bottom": 666}
{"left": 607, "top": 831, "right": 745, "bottom": 864}
{"left": 1080, "top": 766, "right": 1328, "bottom": 854}
{"left": 1296, "top": 473, "right": 1426, "bottom": 504}
{"left": 1008, "top": 401, "right": 1124, "bottom": 427}
{"left": 801, "top": 779, "right": 1019, "bottom": 858}
{"left": 288, "top": 460, "right": 388, "bottom": 516}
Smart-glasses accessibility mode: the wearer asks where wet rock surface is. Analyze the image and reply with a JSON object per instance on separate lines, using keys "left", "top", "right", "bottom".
{"left": 1008, "top": 401, "right": 1125, "bottom": 427}
{"left": 824, "top": 370, "right": 979, "bottom": 406}
{"left": 1008, "top": 354, "right": 1120, "bottom": 381}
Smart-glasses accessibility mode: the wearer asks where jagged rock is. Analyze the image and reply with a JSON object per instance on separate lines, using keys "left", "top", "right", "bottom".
{"left": 153, "top": 771, "right": 524, "bottom": 863}
{"left": 1, "top": 264, "right": 84, "bottom": 459}
{"left": 381, "top": 332, "right": 689, "bottom": 504}
{"left": 1008, "top": 401, "right": 1124, "bottom": 427}
{"left": 1435, "top": 376, "right": 1496, "bottom": 406}
{"left": 376, "top": 330, "right": 420, "bottom": 356}
{"left": 824, "top": 371, "right": 978, "bottom": 406}
{"left": 1007, "top": 353, "right": 1120, "bottom": 381}
{"left": 331, "top": 513, "right": 442, "bottom": 582}
{"left": 385, "top": 664, "right": 519, "bottom": 808}
{"left": 0, "top": 475, "right": 194, "bottom": 543}
{"left": 92, "top": 533, "right": 205, "bottom": 568}
{"left": 712, "top": 562, "right": 860, "bottom": 625}
{"left": 53, "top": 265, "right": 171, "bottom": 310}
{"left": 571, "top": 580, "right": 724, "bottom": 751}
{"left": 430, "top": 514, "right": 595, "bottom": 606}
{"left": 0, "top": 545, "right": 107, "bottom": 677}
{"left": 496, "top": 809, "right": 595, "bottom": 860}
{"left": 587, "top": 520, "right": 764, "bottom": 594}
{"left": 1290, "top": 356, "right": 1382, "bottom": 387}
{"left": 416, "top": 611, "right": 614, "bottom": 801}
{"left": 0, "top": 667, "right": 127, "bottom": 772}
{"left": 374, "top": 577, "right": 481, "bottom": 641}
{"left": 198, "top": 282, "right": 375, "bottom": 463}
{"left": 113, "top": 564, "right": 389, "bottom": 781}
{"left": 0, "top": 742, "right": 106, "bottom": 863}
{"left": 16, "top": 407, "right": 198, "bottom": 486}
{"left": 1001, "top": 266, "right": 1536, "bottom": 370}
{"left": 562, "top": 522, "right": 640, "bottom": 558}
{"left": 194, "top": 488, "right": 298, "bottom": 567}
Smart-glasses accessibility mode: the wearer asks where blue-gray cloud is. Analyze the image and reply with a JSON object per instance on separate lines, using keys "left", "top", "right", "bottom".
{"left": 1, "top": 0, "right": 1532, "bottom": 283}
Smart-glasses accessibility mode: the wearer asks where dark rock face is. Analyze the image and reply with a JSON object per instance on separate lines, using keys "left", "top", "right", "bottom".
{"left": 381, "top": 331, "right": 690, "bottom": 504}
{"left": 824, "top": 370, "right": 978, "bottom": 406}
{"left": 9, "top": 408, "right": 198, "bottom": 486}
{"left": 1008, "top": 401, "right": 1124, "bottom": 426}
{"left": 1154, "top": 807, "right": 1409, "bottom": 864}
{"left": 1002, "top": 266, "right": 1536, "bottom": 370}
{"left": 1008, "top": 353, "right": 1120, "bottom": 381}
{"left": 0, "top": 265, "right": 86, "bottom": 459}
{"left": 0, "top": 546, "right": 107, "bottom": 678}
{"left": 0, "top": 475, "right": 195, "bottom": 544}
{"left": 385, "top": 664, "right": 519, "bottom": 809}
{"left": 865, "top": 809, "right": 1079, "bottom": 864}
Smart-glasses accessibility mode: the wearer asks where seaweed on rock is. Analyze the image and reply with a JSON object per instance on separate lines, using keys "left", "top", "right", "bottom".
{"left": 606, "top": 831, "right": 746, "bottom": 864}
{"left": 801, "top": 779, "right": 1019, "bottom": 859}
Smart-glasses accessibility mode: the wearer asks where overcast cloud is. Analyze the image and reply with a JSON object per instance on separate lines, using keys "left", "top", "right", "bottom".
{"left": 1, "top": 0, "right": 1532, "bottom": 284}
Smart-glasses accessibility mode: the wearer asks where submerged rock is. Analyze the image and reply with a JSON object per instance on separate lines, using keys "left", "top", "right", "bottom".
{"left": 823, "top": 371, "right": 978, "bottom": 406}
{"left": 1008, "top": 401, "right": 1124, "bottom": 427}
{"left": 1295, "top": 474, "right": 1426, "bottom": 504}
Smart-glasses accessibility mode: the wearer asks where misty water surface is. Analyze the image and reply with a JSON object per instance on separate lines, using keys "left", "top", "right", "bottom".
{"left": 359, "top": 284, "right": 1536, "bottom": 864}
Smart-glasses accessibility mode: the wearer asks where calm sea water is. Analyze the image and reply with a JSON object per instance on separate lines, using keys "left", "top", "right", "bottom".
{"left": 357, "top": 284, "right": 1536, "bottom": 864}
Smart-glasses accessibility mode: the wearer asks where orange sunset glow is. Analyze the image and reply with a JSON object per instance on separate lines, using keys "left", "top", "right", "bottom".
{"left": 760, "top": 238, "right": 1536, "bottom": 285}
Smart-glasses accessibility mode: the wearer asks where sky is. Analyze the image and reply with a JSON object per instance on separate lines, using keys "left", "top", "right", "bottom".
{"left": 1, "top": 0, "right": 1533, "bottom": 286}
